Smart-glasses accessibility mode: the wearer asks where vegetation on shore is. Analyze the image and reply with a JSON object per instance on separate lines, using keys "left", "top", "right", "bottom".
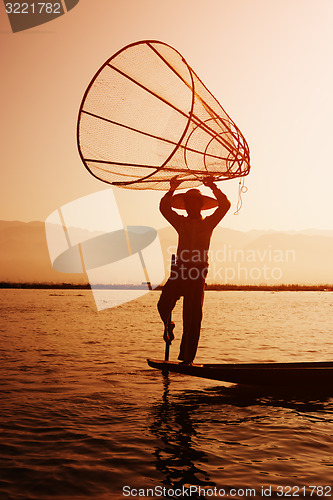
{"left": 0, "top": 282, "right": 332, "bottom": 291}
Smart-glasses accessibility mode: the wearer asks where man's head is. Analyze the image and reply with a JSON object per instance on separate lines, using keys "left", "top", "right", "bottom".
{"left": 183, "top": 189, "right": 204, "bottom": 218}
{"left": 171, "top": 188, "right": 218, "bottom": 217}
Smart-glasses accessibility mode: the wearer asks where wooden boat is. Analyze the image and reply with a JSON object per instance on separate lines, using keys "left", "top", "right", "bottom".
{"left": 147, "top": 359, "right": 333, "bottom": 386}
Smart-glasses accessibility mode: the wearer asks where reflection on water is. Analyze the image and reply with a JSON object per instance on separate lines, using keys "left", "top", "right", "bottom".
{"left": 150, "top": 375, "right": 215, "bottom": 493}
{"left": 149, "top": 371, "right": 333, "bottom": 495}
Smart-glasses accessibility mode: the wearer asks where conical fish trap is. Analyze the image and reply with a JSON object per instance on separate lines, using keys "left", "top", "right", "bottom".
{"left": 77, "top": 40, "right": 250, "bottom": 190}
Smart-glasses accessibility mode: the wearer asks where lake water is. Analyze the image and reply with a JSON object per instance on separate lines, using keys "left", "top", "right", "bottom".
{"left": 1, "top": 289, "right": 333, "bottom": 499}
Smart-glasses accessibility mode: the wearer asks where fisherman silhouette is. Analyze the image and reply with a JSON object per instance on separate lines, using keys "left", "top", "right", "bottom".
{"left": 158, "top": 177, "right": 231, "bottom": 365}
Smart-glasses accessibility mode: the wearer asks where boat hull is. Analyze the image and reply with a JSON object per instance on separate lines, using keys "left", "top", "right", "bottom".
{"left": 147, "top": 359, "right": 333, "bottom": 386}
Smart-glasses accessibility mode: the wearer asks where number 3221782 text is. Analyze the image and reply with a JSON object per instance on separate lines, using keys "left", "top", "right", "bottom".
{"left": 5, "top": 3, "right": 62, "bottom": 14}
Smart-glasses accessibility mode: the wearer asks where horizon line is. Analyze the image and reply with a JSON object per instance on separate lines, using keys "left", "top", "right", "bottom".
{"left": 1, "top": 219, "right": 333, "bottom": 234}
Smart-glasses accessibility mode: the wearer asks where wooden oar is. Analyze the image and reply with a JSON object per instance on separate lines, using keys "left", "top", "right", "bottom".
{"left": 164, "top": 341, "right": 170, "bottom": 362}
{"left": 162, "top": 254, "right": 176, "bottom": 373}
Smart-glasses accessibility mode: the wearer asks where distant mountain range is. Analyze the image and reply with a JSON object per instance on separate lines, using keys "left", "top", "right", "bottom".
{"left": 0, "top": 220, "right": 332, "bottom": 285}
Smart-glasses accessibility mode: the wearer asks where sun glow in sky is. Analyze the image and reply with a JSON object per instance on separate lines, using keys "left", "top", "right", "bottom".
{"left": 1, "top": 0, "right": 333, "bottom": 231}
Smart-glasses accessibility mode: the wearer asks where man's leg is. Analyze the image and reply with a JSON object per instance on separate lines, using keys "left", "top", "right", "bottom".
{"left": 157, "top": 278, "right": 181, "bottom": 344}
{"left": 178, "top": 276, "right": 206, "bottom": 363}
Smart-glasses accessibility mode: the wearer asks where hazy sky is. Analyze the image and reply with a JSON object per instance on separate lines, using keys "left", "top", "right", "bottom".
{"left": 1, "top": 0, "right": 333, "bottom": 231}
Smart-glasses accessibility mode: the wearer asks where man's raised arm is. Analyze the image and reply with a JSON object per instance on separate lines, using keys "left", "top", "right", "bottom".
{"left": 203, "top": 178, "right": 231, "bottom": 228}
{"left": 159, "top": 178, "right": 183, "bottom": 229}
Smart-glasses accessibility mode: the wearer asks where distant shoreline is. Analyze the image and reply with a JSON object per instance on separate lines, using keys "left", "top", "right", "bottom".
{"left": 1, "top": 282, "right": 332, "bottom": 292}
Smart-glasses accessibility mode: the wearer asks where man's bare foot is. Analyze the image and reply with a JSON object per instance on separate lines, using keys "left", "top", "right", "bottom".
{"left": 163, "top": 321, "right": 175, "bottom": 344}
{"left": 168, "top": 321, "right": 175, "bottom": 342}
{"left": 163, "top": 327, "right": 170, "bottom": 344}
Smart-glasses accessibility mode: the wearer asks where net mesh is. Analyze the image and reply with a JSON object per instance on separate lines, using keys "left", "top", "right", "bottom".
{"left": 77, "top": 40, "right": 251, "bottom": 190}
